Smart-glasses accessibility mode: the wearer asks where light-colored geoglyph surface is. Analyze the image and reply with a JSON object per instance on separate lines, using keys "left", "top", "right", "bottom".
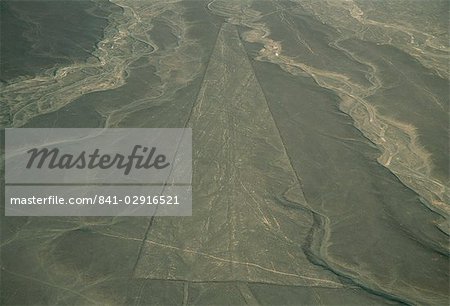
{"left": 134, "top": 23, "right": 341, "bottom": 287}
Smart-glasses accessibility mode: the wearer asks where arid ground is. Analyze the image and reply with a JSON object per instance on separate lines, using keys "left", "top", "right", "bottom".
{"left": 1, "top": 1, "right": 449, "bottom": 305}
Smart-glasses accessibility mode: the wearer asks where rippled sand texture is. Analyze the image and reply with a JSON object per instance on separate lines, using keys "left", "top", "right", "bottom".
{"left": 1, "top": 0, "right": 449, "bottom": 305}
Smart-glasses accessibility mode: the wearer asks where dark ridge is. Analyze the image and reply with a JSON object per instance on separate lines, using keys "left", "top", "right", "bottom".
{"left": 0, "top": 0, "right": 119, "bottom": 82}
